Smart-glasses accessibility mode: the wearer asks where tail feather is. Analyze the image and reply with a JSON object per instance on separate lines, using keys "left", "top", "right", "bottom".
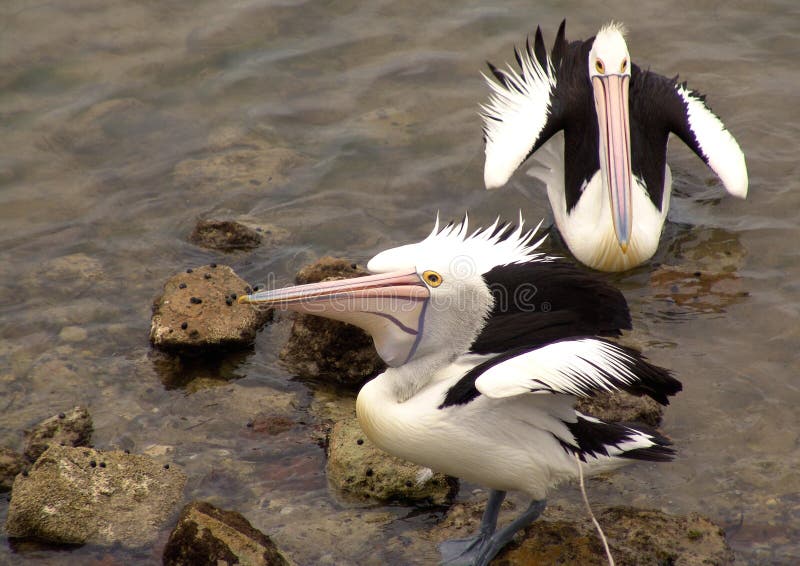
{"left": 559, "top": 414, "right": 675, "bottom": 463}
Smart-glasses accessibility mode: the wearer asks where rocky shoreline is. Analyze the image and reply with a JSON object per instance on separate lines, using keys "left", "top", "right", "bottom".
{"left": 0, "top": 251, "right": 738, "bottom": 565}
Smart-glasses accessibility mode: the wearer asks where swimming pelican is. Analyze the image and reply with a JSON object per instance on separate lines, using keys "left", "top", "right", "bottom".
{"left": 482, "top": 21, "right": 748, "bottom": 271}
{"left": 240, "top": 216, "right": 682, "bottom": 565}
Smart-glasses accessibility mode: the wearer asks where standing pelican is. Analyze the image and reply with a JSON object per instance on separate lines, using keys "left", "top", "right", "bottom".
{"left": 482, "top": 21, "right": 748, "bottom": 271}
{"left": 240, "top": 216, "right": 681, "bottom": 565}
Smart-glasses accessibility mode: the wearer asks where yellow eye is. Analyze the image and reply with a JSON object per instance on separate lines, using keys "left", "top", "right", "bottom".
{"left": 595, "top": 59, "right": 605, "bottom": 74}
{"left": 620, "top": 58, "right": 627, "bottom": 72}
{"left": 422, "top": 270, "right": 443, "bottom": 287}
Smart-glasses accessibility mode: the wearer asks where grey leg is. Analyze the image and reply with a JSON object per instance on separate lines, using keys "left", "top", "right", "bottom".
{"left": 439, "top": 490, "right": 507, "bottom": 565}
{"left": 474, "top": 499, "right": 547, "bottom": 566}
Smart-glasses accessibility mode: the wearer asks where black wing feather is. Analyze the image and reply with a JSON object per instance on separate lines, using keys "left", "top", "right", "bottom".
{"left": 469, "top": 260, "right": 631, "bottom": 355}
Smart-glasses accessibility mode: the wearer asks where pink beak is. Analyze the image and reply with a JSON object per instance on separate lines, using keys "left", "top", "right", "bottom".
{"left": 239, "top": 270, "right": 430, "bottom": 367}
{"left": 592, "top": 73, "right": 633, "bottom": 252}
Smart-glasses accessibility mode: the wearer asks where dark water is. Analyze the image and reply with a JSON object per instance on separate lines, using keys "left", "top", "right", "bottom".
{"left": 1, "top": 0, "right": 799, "bottom": 564}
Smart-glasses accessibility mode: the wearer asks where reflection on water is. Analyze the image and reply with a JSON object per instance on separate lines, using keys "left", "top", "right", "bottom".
{"left": 1, "top": 0, "right": 799, "bottom": 564}
{"left": 151, "top": 349, "right": 253, "bottom": 391}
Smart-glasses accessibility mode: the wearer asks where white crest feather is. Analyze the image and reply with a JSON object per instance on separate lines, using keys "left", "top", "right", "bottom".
{"left": 597, "top": 21, "right": 627, "bottom": 39}
{"left": 367, "top": 215, "right": 553, "bottom": 275}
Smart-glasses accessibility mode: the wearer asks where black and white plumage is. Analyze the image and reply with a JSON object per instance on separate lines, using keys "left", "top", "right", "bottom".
{"left": 240, "top": 216, "right": 682, "bottom": 565}
{"left": 482, "top": 21, "right": 748, "bottom": 271}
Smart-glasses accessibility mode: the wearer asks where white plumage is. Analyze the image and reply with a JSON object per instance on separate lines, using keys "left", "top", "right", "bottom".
{"left": 241, "top": 215, "right": 681, "bottom": 565}
{"left": 481, "top": 21, "right": 748, "bottom": 271}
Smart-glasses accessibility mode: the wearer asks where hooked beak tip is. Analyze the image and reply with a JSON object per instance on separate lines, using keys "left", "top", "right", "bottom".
{"left": 237, "top": 295, "right": 253, "bottom": 305}
{"left": 619, "top": 242, "right": 629, "bottom": 254}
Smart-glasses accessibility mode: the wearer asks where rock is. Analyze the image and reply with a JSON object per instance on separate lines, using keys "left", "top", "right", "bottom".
{"left": 280, "top": 258, "right": 385, "bottom": 386}
{"left": 163, "top": 501, "right": 291, "bottom": 566}
{"left": 293, "top": 257, "right": 369, "bottom": 285}
{"left": 37, "top": 253, "right": 105, "bottom": 296}
{"left": 1, "top": 447, "right": 25, "bottom": 493}
{"left": 172, "top": 128, "right": 305, "bottom": 193}
{"left": 5, "top": 445, "right": 186, "bottom": 546}
{"left": 248, "top": 414, "right": 296, "bottom": 436}
{"left": 23, "top": 406, "right": 93, "bottom": 463}
{"left": 666, "top": 226, "right": 746, "bottom": 273}
{"left": 58, "top": 325, "right": 88, "bottom": 343}
{"left": 189, "top": 219, "right": 263, "bottom": 252}
{"left": 150, "top": 264, "right": 272, "bottom": 351}
{"left": 648, "top": 265, "right": 748, "bottom": 315}
{"left": 47, "top": 98, "right": 150, "bottom": 155}
{"left": 576, "top": 391, "right": 664, "bottom": 427}
{"left": 428, "top": 501, "right": 733, "bottom": 565}
{"left": 326, "top": 416, "right": 457, "bottom": 505}
{"left": 496, "top": 505, "right": 733, "bottom": 566}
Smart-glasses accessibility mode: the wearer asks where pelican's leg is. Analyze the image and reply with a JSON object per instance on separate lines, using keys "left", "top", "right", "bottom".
{"left": 439, "top": 490, "right": 506, "bottom": 565}
{"left": 474, "top": 499, "right": 547, "bottom": 566}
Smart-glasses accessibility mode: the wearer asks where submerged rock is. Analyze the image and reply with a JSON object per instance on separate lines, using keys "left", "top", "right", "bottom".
{"left": 172, "top": 127, "right": 306, "bottom": 193}
{"left": 648, "top": 264, "right": 748, "bottom": 315}
{"left": 150, "top": 264, "right": 272, "bottom": 351}
{"left": 280, "top": 257, "right": 385, "bottom": 386}
{"left": 36, "top": 252, "right": 106, "bottom": 297}
{"left": 23, "top": 406, "right": 93, "bottom": 463}
{"left": 189, "top": 219, "right": 263, "bottom": 252}
{"left": 5, "top": 445, "right": 186, "bottom": 546}
{"left": 0, "top": 447, "right": 25, "bottom": 493}
{"left": 326, "top": 416, "right": 457, "bottom": 505}
{"left": 163, "top": 501, "right": 291, "bottom": 566}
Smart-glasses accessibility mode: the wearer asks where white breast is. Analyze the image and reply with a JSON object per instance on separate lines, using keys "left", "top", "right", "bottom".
{"left": 355, "top": 369, "right": 604, "bottom": 500}
{"left": 528, "top": 134, "right": 670, "bottom": 272}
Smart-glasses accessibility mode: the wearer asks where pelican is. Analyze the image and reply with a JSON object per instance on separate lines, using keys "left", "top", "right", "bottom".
{"left": 482, "top": 21, "right": 748, "bottom": 271}
{"left": 240, "top": 216, "right": 681, "bottom": 565}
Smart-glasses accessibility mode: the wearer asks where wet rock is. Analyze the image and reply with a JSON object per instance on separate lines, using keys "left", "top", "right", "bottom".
{"left": 47, "top": 98, "right": 150, "bottom": 155}
{"left": 1, "top": 447, "right": 25, "bottom": 493}
{"left": 293, "top": 256, "right": 367, "bottom": 285}
{"left": 667, "top": 226, "right": 746, "bottom": 273}
{"left": 649, "top": 265, "right": 748, "bottom": 315}
{"left": 58, "top": 325, "right": 88, "bottom": 343}
{"left": 248, "top": 414, "right": 296, "bottom": 436}
{"left": 576, "top": 391, "right": 664, "bottom": 427}
{"left": 150, "top": 264, "right": 272, "bottom": 351}
{"left": 326, "top": 416, "right": 457, "bottom": 505}
{"left": 37, "top": 253, "right": 105, "bottom": 296}
{"left": 5, "top": 445, "right": 186, "bottom": 546}
{"left": 497, "top": 505, "right": 734, "bottom": 566}
{"left": 172, "top": 128, "right": 305, "bottom": 193}
{"left": 234, "top": 219, "right": 291, "bottom": 249}
{"left": 429, "top": 501, "right": 732, "bottom": 565}
{"left": 24, "top": 406, "right": 93, "bottom": 463}
{"left": 189, "top": 219, "right": 263, "bottom": 252}
{"left": 163, "top": 501, "right": 291, "bottom": 566}
{"left": 280, "top": 258, "right": 385, "bottom": 386}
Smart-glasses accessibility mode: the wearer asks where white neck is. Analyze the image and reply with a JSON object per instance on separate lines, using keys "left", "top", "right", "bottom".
{"left": 375, "top": 351, "right": 453, "bottom": 403}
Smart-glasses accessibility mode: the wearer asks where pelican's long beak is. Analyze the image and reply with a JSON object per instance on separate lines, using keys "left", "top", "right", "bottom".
{"left": 239, "top": 270, "right": 430, "bottom": 367}
{"left": 592, "top": 73, "right": 632, "bottom": 252}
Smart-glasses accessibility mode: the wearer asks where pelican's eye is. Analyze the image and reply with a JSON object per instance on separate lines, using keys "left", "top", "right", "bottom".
{"left": 422, "top": 270, "right": 443, "bottom": 288}
{"left": 595, "top": 59, "right": 605, "bottom": 74}
{"left": 620, "top": 58, "right": 628, "bottom": 72}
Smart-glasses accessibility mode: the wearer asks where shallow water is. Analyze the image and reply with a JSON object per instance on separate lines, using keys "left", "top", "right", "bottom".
{"left": 1, "top": 0, "right": 799, "bottom": 564}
